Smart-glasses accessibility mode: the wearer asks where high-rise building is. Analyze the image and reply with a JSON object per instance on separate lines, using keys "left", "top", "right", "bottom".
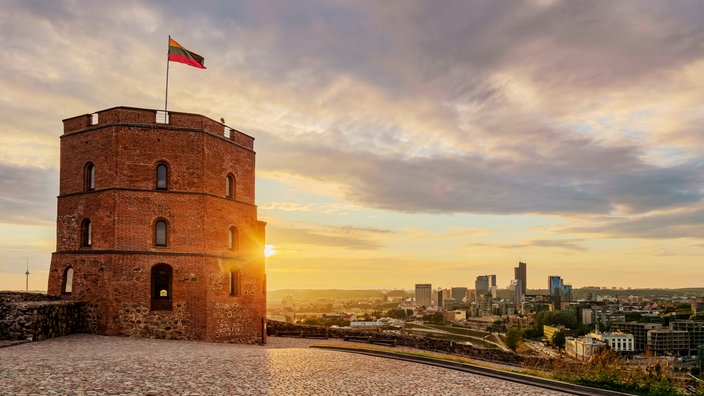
{"left": 514, "top": 261, "right": 527, "bottom": 294}
{"left": 415, "top": 284, "right": 432, "bottom": 307}
{"left": 437, "top": 289, "right": 444, "bottom": 308}
{"left": 509, "top": 279, "right": 524, "bottom": 307}
{"left": 451, "top": 287, "right": 468, "bottom": 302}
{"left": 475, "top": 276, "right": 489, "bottom": 301}
{"left": 548, "top": 276, "right": 563, "bottom": 297}
{"left": 475, "top": 275, "right": 497, "bottom": 300}
{"left": 562, "top": 284, "right": 573, "bottom": 302}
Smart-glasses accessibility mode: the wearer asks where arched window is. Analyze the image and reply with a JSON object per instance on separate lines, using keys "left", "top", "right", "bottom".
{"left": 155, "top": 220, "right": 168, "bottom": 246}
{"left": 85, "top": 163, "right": 95, "bottom": 191}
{"left": 228, "top": 227, "right": 239, "bottom": 250}
{"left": 156, "top": 163, "right": 168, "bottom": 190}
{"left": 62, "top": 267, "right": 74, "bottom": 294}
{"left": 151, "top": 263, "right": 172, "bottom": 311}
{"left": 229, "top": 270, "right": 240, "bottom": 297}
{"left": 81, "top": 219, "right": 92, "bottom": 247}
{"left": 226, "top": 174, "right": 235, "bottom": 199}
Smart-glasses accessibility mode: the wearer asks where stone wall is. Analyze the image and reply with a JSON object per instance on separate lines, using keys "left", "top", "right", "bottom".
{"left": 0, "top": 292, "right": 86, "bottom": 341}
{"left": 267, "top": 321, "right": 555, "bottom": 367}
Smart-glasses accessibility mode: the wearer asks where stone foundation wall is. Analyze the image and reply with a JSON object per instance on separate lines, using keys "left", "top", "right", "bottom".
{"left": 0, "top": 292, "right": 86, "bottom": 341}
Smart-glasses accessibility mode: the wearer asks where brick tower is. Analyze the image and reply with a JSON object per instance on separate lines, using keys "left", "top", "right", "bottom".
{"left": 48, "top": 107, "right": 267, "bottom": 343}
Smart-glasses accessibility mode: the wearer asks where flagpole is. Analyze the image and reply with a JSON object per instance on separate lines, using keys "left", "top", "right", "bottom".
{"left": 165, "top": 35, "right": 171, "bottom": 112}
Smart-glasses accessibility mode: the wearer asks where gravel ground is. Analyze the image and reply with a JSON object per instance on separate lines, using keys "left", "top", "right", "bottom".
{"left": 0, "top": 334, "right": 570, "bottom": 395}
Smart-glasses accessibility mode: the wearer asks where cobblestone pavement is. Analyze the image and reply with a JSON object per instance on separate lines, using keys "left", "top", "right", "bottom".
{"left": 0, "top": 334, "right": 570, "bottom": 395}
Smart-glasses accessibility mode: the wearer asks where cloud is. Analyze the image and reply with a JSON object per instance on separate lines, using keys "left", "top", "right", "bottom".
{"left": 259, "top": 133, "right": 704, "bottom": 216}
{"left": 0, "top": 162, "right": 57, "bottom": 225}
{"left": 267, "top": 223, "right": 392, "bottom": 250}
{"left": 260, "top": 201, "right": 359, "bottom": 215}
{"left": 467, "top": 238, "right": 586, "bottom": 252}
{"left": 564, "top": 205, "right": 704, "bottom": 239}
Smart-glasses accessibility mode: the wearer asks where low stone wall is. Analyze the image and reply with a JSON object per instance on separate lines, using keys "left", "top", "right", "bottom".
{"left": 0, "top": 292, "right": 86, "bottom": 341}
{"left": 267, "top": 321, "right": 555, "bottom": 367}
{"left": 0, "top": 291, "right": 60, "bottom": 304}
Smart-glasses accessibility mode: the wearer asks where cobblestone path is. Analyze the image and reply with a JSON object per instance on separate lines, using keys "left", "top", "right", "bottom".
{"left": 0, "top": 334, "right": 570, "bottom": 395}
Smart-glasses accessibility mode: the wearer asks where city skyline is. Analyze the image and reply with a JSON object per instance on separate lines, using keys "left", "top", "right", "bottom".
{"left": 2, "top": 1, "right": 704, "bottom": 291}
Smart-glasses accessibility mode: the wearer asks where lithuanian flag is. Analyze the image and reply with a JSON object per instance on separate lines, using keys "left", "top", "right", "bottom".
{"left": 168, "top": 38, "right": 206, "bottom": 69}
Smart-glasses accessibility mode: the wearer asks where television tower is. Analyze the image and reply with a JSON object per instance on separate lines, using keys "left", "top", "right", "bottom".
{"left": 25, "top": 259, "right": 30, "bottom": 291}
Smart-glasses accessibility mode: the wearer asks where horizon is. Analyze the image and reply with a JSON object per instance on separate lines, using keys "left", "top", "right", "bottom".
{"left": 1, "top": 2, "right": 703, "bottom": 291}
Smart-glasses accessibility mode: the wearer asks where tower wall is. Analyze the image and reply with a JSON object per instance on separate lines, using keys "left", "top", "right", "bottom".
{"left": 48, "top": 107, "right": 266, "bottom": 343}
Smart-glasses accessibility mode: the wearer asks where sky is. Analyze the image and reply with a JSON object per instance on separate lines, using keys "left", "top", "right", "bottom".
{"left": 1, "top": 0, "right": 703, "bottom": 292}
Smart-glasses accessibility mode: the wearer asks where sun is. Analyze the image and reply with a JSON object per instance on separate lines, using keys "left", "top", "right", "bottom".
{"left": 264, "top": 244, "right": 277, "bottom": 258}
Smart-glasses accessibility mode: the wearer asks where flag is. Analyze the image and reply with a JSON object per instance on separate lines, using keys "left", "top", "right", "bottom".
{"left": 168, "top": 38, "right": 206, "bottom": 69}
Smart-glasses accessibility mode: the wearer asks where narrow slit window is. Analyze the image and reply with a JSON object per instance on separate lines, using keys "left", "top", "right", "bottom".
{"left": 85, "top": 163, "right": 95, "bottom": 191}
{"left": 81, "top": 219, "right": 92, "bottom": 247}
{"left": 155, "top": 220, "right": 167, "bottom": 246}
{"left": 63, "top": 267, "right": 74, "bottom": 294}
{"left": 226, "top": 174, "right": 235, "bottom": 199}
{"left": 156, "top": 163, "right": 168, "bottom": 190}
{"left": 229, "top": 270, "right": 240, "bottom": 296}
{"left": 228, "top": 227, "right": 238, "bottom": 250}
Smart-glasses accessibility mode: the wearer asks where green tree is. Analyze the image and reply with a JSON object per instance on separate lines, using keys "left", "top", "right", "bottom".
{"left": 551, "top": 331, "right": 566, "bottom": 349}
{"left": 506, "top": 327, "right": 522, "bottom": 351}
{"left": 385, "top": 308, "right": 408, "bottom": 320}
{"left": 422, "top": 312, "right": 445, "bottom": 324}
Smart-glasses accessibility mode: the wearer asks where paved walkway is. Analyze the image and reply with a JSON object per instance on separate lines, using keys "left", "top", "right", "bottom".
{"left": 0, "top": 334, "right": 570, "bottom": 395}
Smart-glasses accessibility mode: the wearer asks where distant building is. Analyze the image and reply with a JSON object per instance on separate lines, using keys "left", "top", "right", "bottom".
{"left": 415, "top": 284, "right": 432, "bottom": 307}
{"left": 350, "top": 321, "right": 383, "bottom": 331}
{"left": 466, "top": 288, "right": 476, "bottom": 304}
{"left": 514, "top": 261, "right": 527, "bottom": 294}
{"left": 548, "top": 276, "right": 563, "bottom": 297}
{"left": 544, "top": 325, "right": 564, "bottom": 344}
{"left": 451, "top": 287, "right": 468, "bottom": 303}
{"left": 475, "top": 276, "right": 489, "bottom": 299}
{"left": 509, "top": 279, "right": 524, "bottom": 307}
{"left": 692, "top": 297, "right": 704, "bottom": 314}
{"left": 566, "top": 336, "right": 606, "bottom": 360}
{"left": 547, "top": 275, "right": 572, "bottom": 309}
{"left": 437, "top": 289, "right": 445, "bottom": 308}
{"left": 593, "top": 332, "right": 635, "bottom": 353}
{"left": 522, "top": 295, "right": 552, "bottom": 315}
{"left": 611, "top": 322, "right": 663, "bottom": 352}
{"left": 647, "top": 329, "right": 690, "bottom": 356}
{"left": 670, "top": 320, "right": 704, "bottom": 353}
{"left": 475, "top": 275, "right": 496, "bottom": 300}
{"left": 562, "top": 284, "right": 573, "bottom": 302}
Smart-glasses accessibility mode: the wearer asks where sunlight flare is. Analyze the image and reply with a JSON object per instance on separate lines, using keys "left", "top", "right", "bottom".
{"left": 264, "top": 244, "right": 277, "bottom": 258}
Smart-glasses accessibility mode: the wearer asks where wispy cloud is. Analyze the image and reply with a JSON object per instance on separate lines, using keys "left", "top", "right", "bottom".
{"left": 267, "top": 223, "right": 392, "bottom": 250}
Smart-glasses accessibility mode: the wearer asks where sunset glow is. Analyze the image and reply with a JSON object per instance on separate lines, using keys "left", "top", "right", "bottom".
{"left": 0, "top": 2, "right": 702, "bottom": 292}
{"left": 264, "top": 245, "right": 277, "bottom": 259}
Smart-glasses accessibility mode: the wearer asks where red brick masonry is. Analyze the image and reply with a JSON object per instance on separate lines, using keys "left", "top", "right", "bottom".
{"left": 48, "top": 107, "right": 266, "bottom": 343}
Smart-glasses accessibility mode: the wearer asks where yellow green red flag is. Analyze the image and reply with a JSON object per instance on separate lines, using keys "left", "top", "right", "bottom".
{"left": 168, "top": 38, "right": 206, "bottom": 69}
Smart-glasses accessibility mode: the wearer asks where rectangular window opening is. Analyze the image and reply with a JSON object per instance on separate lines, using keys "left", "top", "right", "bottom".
{"left": 156, "top": 110, "right": 169, "bottom": 124}
{"left": 90, "top": 113, "right": 99, "bottom": 125}
{"left": 224, "top": 126, "right": 232, "bottom": 139}
{"left": 229, "top": 271, "right": 240, "bottom": 297}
